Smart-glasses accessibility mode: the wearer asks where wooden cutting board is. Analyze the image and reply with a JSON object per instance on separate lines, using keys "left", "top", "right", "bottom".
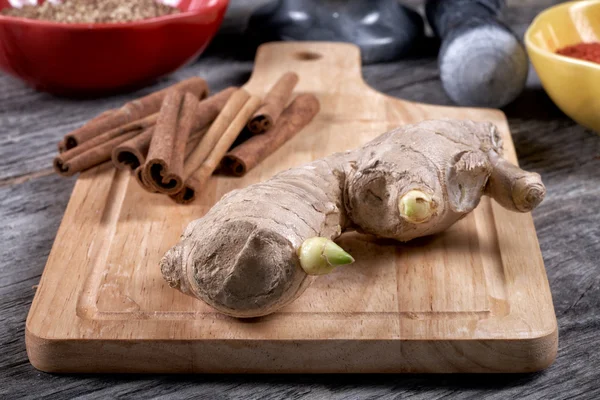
{"left": 26, "top": 42, "right": 557, "bottom": 373}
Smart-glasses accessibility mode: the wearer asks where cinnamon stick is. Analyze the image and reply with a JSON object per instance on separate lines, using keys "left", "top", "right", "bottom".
{"left": 222, "top": 94, "right": 320, "bottom": 177}
{"left": 58, "top": 110, "right": 115, "bottom": 153}
{"left": 62, "top": 77, "right": 208, "bottom": 150}
{"left": 247, "top": 72, "right": 299, "bottom": 134}
{"left": 54, "top": 114, "right": 157, "bottom": 176}
{"left": 56, "top": 129, "right": 144, "bottom": 177}
{"left": 182, "top": 89, "right": 251, "bottom": 179}
{"left": 166, "top": 131, "right": 208, "bottom": 204}
{"left": 169, "top": 176, "right": 201, "bottom": 205}
{"left": 142, "top": 91, "right": 198, "bottom": 194}
{"left": 134, "top": 165, "right": 159, "bottom": 193}
{"left": 112, "top": 127, "right": 154, "bottom": 171}
{"left": 170, "top": 94, "right": 262, "bottom": 204}
{"left": 111, "top": 87, "right": 236, "bottom": 171}
{"left": 186, "top": 128, "right": 207, "bottom": 159}
{"left": 133, "top": 128, "right": 206, "bottom": 194}
{"left": 192, "top": 96, "right": 262, "bottom": 186}
{"left": 57, "top": 139, "right": 67, "bottom": 154}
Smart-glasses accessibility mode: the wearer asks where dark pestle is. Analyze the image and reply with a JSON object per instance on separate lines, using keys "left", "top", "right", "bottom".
{"left": 247, "top": 0, "right": 424, "bottom": 64}
{"left": 426, "top": 0, "right": 528, "bottom": 108}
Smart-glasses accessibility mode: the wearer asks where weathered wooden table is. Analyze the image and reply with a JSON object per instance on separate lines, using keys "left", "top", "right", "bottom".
{"left": 1, "top": 1, "right": 598, "bottom": 398}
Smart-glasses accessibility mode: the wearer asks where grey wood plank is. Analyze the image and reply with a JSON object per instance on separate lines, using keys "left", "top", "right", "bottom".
{"left": 2, "top": 0, "right": 600, "bottom": 399}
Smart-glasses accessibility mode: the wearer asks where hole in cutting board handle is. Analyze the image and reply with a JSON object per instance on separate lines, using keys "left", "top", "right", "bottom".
{"left": 295, "top": 51, "right": 322, "bottom": 61}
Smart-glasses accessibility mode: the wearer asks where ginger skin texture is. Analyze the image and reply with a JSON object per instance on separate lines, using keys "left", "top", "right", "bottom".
{"left": 161, "top": 120, "right": 545, "bottom": 318}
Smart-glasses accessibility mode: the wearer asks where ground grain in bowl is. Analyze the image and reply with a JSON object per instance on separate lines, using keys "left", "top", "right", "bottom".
{"left": 0, "top": 0, "right": 180, "bottom": 24}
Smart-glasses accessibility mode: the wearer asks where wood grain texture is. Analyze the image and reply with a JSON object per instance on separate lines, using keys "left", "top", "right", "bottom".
{"left": 23, "top": 41, "right": 556, "bottom": 374}
{"left": 1, "top": 0, "right": 599, "bottom": 398}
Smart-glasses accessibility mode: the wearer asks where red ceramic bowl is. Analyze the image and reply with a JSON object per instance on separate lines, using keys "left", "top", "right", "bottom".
{"left": 0, "top": 0, "right": 228, "bottom": 94}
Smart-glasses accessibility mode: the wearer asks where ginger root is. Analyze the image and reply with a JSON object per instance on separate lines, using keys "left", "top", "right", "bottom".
{"left": 160, "top": 120, "right": 545, "bottom": 318}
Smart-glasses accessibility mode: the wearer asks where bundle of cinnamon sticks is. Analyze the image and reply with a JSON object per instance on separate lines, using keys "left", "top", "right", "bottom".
{"left": 53, "top": 73, "right": 320, "bottom": 204}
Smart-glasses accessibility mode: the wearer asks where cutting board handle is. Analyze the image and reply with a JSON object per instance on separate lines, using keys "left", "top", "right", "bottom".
{"left": 245, "top": 41, "right": 378, "bottom": 96}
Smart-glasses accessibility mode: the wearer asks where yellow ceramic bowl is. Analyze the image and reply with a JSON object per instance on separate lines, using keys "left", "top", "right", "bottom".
{"left": 525, "top": 0, "right": 600, "bottom": 132}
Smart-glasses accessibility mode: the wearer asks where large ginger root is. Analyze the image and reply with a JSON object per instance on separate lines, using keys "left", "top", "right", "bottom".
{"left": 161, "top": 120, "right": 545, "bottom": 318}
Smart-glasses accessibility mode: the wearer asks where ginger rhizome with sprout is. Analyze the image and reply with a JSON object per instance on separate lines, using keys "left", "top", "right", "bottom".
{"left": 160, "top": 119, "right": 546, "bottom": 318}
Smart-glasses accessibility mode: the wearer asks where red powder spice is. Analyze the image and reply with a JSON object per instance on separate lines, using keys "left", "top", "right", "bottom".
{"left": 556, "top": 42, "right": 600, "bottom": 64}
